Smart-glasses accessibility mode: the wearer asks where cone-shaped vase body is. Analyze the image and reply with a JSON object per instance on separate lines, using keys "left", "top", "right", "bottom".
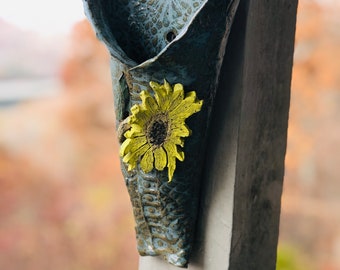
{"left": 83, "top": 0, "right": 239, "bottom": 267}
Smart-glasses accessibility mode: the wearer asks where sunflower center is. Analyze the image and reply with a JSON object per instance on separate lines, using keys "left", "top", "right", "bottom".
{"left": 148, "top": 119, "right": 168, "bottom": 146}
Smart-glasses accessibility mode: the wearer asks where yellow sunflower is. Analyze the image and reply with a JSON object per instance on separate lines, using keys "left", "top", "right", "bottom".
{"left": 120, "top": 80, "right": 203, "bottom": 181}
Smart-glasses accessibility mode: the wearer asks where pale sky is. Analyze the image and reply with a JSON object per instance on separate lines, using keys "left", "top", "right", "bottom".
{"left": 0, "top": 0, "right": 336, "bottom": 36}
{"left": 0, "top": 0, "right": 85, "bottom": 35}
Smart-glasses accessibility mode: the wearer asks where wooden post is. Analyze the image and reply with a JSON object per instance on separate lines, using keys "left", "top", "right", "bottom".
{"left": 139, "top": 1, "right": 298, "bottom": 269}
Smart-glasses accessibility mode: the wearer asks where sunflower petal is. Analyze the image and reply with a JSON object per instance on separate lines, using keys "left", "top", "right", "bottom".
{"left": 140, "top": 148, "right": 154, "bottom": 173}
{"left": 175, "top": 147, "right": 185, "bottom": 161}
{"left": 124, "top": 123, "right": 144, "bottom": 138}
{"left": 123, "top": 152, "right": 138, "bottom": 171}
{"left": 168, "top": 88, "right": 193, "bottom": 110}
{"left": 149, "top": 81, "right": 161, "bottom": 91}
{"left": 185, "top": 90, "right": 197, "bottom": 101}
{"left": 154, "top": 147, "right": 167, "bottom": 171}
{"left": 169, "top": 93, "right": 203, "bottom": 119}
{"left": 163, "top": 79, "right": 172, "bottom": 95}
{"left": 129, "top": 123, "right": 143, "bottom": 132}
{"left": 130, "top": 105, "right": 151, "bottom": 124}
{"left": 173, "top": 83, "right": 184, "bottom": 93}
{"left": 150, "top": 81, "right": 165, "bottom": 100}
{"left": 171, "top": 123, "right": 192, "bottom": 137}
{"left": 120, "top": 138, "right": 132, "bottom": 156}
{"left": 168, "top": 83, "right": 185, "bottom": 110}
{"left": 122, "top": 143, "right": 150, "bottom": 164}
{"left": 164, "top": 142, "right": 185, "bottom": 162}
{"left": 120, "top": 136, "right": 147, "bottom": 156}
{"left": 130, "top": 104, "right": 140, "bottom": 117}
{"left": 151, "top": 80, "right": 171, "bottom": 110}
{"left": 167, "top": 156, "right": 176, "bottom": 182}
{"left": 140, "top": 90, "right": 158, "bottom": 112}
{"left": 165, "top": 135, "right": 183, "bottom": 148}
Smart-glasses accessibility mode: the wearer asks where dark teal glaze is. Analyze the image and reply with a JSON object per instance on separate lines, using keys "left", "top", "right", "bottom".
{"left": 83, "top": 0, "right": 239, "bottom": 267}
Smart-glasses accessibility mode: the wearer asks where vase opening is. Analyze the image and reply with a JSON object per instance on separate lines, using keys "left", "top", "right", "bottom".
{"left": 94, "top": 0, "right": 205, "bottom": 64}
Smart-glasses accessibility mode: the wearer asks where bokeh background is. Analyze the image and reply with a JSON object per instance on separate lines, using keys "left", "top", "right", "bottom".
{"left": 0, "top": 0, "right": 339, "bottom": 269}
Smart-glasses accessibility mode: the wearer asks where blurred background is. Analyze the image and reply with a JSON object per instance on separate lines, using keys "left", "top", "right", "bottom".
{"left": 0, "top": 0, "right": 339, "bottom": 269}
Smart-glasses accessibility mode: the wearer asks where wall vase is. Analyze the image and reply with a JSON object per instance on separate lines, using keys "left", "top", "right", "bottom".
{"left": 82, "top": 0, "right": 239, "bottom": 267}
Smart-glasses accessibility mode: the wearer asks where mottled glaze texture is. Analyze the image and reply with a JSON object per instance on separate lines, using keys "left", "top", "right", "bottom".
{"left": 83, "top": 0, "right": 239, "bottom": 267}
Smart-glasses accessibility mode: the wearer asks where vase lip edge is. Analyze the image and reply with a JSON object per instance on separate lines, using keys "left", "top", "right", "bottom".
{"left": 83, "top": 0, "right": 209, "bottom": 68}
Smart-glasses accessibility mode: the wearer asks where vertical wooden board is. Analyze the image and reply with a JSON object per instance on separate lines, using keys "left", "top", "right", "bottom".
{"left": 229, "top": 1, "right": 298, "bottom": 269}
